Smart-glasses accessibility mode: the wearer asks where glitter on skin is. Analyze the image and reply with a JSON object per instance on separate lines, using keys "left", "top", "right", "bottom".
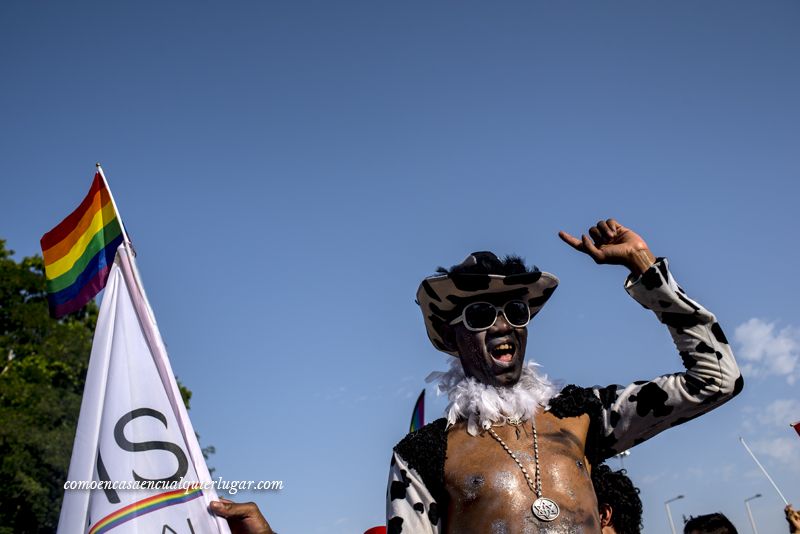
{"left": 462, "top": 474, "right": 485, "bottom": 501}
{"left": 492, "top": 469, "right": 531, "bottom": 511}
{"left": 522, "top": 517, "right": 580, "bottom": 534}
{"left": 529, "top": 523, "right": 584, "bottom": 534}
{"left": 493, "top": 471, "right": 520, "bottom": 493}
{"left": 491, "top": 518, "right": 509, "bottom": 534}
{"left": 546, "top": 462, "right": 573, "bottom": 499}
{"left": 516, "top": 451, "right": 535, "bottom": 464}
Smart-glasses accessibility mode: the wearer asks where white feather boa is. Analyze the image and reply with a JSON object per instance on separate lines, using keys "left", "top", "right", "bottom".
{"left": 426, "top": 358, "right": 558, "bottom": 436}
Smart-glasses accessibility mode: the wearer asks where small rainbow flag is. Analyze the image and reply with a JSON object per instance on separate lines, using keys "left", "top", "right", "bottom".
{"left": 40, "top": 171, "right": 124, "bottom": 318}
{"left": 88, "top": 487, "right": 203, "bottom": 534}
{"left": 409, "top": 389, "right": 425, "bottom": 433}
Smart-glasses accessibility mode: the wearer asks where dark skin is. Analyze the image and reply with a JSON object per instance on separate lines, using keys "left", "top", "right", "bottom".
{"left": 439, "top": 218, "right": 654, "bottom": 533}
{"left": 208, "top": 499, "right": 274, "bottom": 534}
{"left": 599, "top": 503, "right": 616, "bottom": 533}
{"left": 787, "top": 505, "right": 800, "bottom": 533}
{"left": 445, "top": 413, "right": 597, "bottom": 533}
{"left": 212, "top": 218, "right": 655, "bottom": 533}
{"left": 444, "top": 291, "right": 530, "bottom": 388}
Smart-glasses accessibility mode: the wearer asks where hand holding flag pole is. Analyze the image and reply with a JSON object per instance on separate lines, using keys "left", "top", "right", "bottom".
{"left": 739, "top": 436, "right": 789, "bottom": 505}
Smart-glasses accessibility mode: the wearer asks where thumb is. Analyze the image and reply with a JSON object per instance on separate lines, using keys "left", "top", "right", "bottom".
{"left": 209, "top": 500, "right": 235, "bottom": 517}
{"left": 210, "top": 500, "right": 255, "bottom": 520}
{"left": 209, "top": 500, "right": 267, "bottom": 522}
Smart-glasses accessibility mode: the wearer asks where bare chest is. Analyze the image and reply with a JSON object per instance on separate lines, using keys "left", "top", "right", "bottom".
{"left": 443, "top": 413, "right": 600, "bottom": 534}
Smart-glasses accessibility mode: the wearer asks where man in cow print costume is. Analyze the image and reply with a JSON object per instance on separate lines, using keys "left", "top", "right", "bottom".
{"left": 386, "top": 218, "right": 743, "bottom": 534}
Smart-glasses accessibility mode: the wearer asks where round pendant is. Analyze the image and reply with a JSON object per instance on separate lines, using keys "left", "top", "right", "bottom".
{"left": 532, "top": 497, "right": 560, "bottom": 522}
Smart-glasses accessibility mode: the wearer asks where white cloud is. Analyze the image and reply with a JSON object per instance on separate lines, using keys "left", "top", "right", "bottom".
{"left": 741, "top": 398, "right": 800, "bottom": 434}
{"left": 750, "top": 437, "right": 800, "bottom": 474}
{"left": 684, "top": 466, "right": 705, "bottom": 479}
{"left": 639, "top": 471, "right": 667, "bottom": 485}
{"left": 734, "top": 318, "right": 799, "bottom": 384}
{"left": 742, "top": 467, "right": 764, "bottom": 481}
{"left": 763, "top": 399, "right": 800, "bottom": 428}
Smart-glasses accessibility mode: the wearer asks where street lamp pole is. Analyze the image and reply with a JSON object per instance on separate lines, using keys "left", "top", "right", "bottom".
{"left": 744, "top": 494, "right": 762, "bottom": 534}
{"left": 665, "top": 495, "right": 685, "bottom": 534}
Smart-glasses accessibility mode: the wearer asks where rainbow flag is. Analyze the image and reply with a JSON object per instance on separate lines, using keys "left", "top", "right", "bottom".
{"left": 40, "top": 172, "right": 124, "bottom": 318}
{"left": 88, "top": 488, "right": 203, "bottom": 534}
{"left": 409, "top": 389, "right": 425, "bottom": 433}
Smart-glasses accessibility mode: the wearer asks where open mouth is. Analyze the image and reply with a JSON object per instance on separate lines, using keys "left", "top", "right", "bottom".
{"left": 490, "top": 341, "right": 516, "bottom": 364}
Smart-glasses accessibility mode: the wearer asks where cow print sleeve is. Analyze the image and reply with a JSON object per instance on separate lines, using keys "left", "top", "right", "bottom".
{"left": 386, "top": 451, "right": 442, "bottom": 534}
{"left": 588, "top": 258, "right": 744, "bottom": 460}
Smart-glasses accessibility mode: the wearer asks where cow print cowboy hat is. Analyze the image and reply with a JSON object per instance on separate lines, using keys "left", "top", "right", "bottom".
{"left": 416, "top": 251, "right": 559, "bottom": 356}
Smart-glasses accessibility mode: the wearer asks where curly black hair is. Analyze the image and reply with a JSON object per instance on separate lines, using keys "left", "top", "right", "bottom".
{"left": 591, "top": 463, "right": 643, "bottom": 534}
{"left": 683, "top": 513, "right": 738, "bottom": 534}
{"left": 436, "top": 251, "right": 539, "bottom": 276}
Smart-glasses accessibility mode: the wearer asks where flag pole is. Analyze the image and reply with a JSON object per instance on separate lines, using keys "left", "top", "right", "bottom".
{"left": 90, "top": 167, "right": 227, "bottom": 530}
{"left": 92, "top": 165, "right": 212, "bottom": 491}
{"left": 739, "top": 437, "right": 789, "bottom": 505}
{"left": 95, "top": 163, "right": 133, "bottom": 250}
{"left": 95, "top": 163, "right": 154, "bottom": 322}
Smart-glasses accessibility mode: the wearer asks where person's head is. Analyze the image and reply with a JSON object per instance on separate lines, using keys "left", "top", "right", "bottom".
{"left": 416, "top": 252, "right": 558, "bottom": 387}
{"left": 591, "top": 463, "right": 643, "bottom": 534}
{"left": 683, "top": 513, "right": 737, "bottom": 534}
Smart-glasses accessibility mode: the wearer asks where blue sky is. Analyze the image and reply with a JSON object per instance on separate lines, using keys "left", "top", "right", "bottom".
{"left": 2, "top": 1, "right": 799, "bottom": 532}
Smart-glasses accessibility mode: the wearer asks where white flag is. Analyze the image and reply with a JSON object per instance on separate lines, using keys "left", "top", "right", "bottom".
{"left": 57, "top": 245, "right": 230, "bottom": 534}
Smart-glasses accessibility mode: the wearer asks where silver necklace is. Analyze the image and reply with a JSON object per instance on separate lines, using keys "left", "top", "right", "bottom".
{"left": 487, "top": 418, "right": 560, "bottom": 522}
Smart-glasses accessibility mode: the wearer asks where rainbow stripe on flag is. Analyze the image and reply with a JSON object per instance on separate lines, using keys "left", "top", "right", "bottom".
{"left": 88, "top": 487, "right": 203, "bottom": 534}
{"left": 409, "top": 389, "right": 425, "bottom": 433}
{"left": 40, "top": 172, "right": 124, "bottom": 318}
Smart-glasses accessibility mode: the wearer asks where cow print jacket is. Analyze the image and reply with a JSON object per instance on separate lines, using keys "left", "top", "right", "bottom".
{"left": 385, "top": 259, "right": 743, "bottom": 534}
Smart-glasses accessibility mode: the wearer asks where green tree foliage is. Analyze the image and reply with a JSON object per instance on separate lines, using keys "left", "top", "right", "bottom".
{"left": 0, "top": 239, "right": 97, "bottom": 533}
{"left": 0, "top": 240, "right": 209, "bottom": 533}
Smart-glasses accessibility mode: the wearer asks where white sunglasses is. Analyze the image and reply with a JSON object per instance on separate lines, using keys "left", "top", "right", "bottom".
{"left": 449, "top": 300, "right": 531, "bottom": 331}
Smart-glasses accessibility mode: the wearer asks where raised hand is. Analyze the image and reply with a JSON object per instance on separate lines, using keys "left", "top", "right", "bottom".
{"left": 559, "top": 218, "right": 656, "bottom": 277}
